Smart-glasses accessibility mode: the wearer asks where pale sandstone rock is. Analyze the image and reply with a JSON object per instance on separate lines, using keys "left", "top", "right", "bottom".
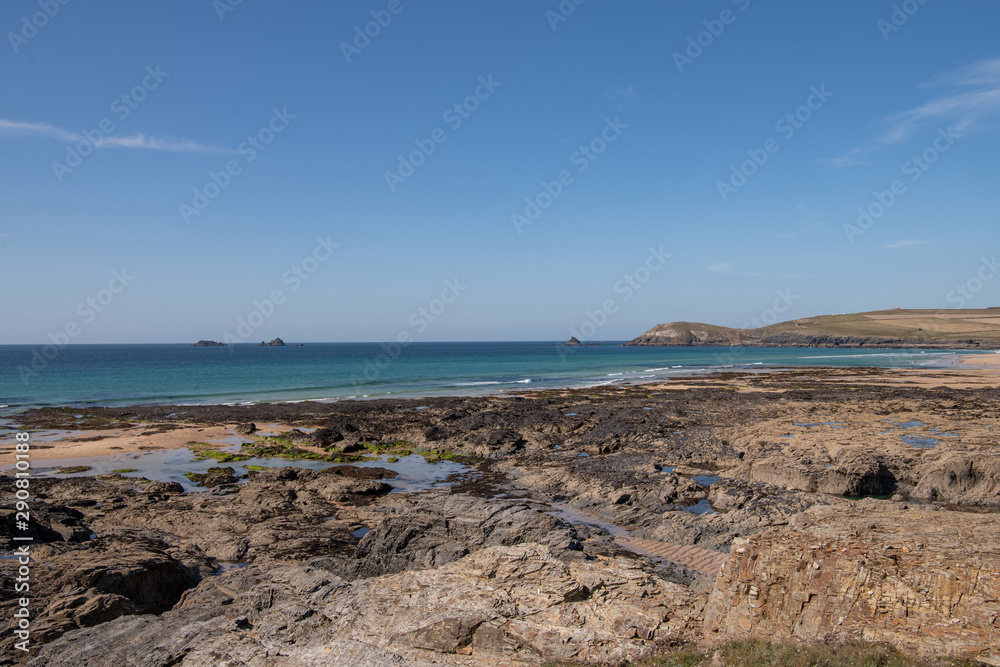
{"left": 29, "top": 544, "right": 701, "bottom": 666}
{"left": 703, "top": 502, "right": 1000, "bottom": 665}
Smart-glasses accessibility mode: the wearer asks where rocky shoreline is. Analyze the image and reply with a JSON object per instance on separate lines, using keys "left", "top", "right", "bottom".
{"left": 2, "top": 367, "right": 999, "bottom": 665}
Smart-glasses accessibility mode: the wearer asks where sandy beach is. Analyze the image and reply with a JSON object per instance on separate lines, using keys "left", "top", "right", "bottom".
{"left": 3, "top": 357, "right": 998, "bottom": 466}
{"left": 0, "top": 422, "right": 304, "bottom": 466}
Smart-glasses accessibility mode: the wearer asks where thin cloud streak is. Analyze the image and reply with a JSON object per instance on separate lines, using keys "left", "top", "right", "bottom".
{"left": 707, "top": 261, "right": 734, "bottom": 273}
{"left": 823, "top": 57, "right": 1000, "bottom": 168}
{"left": 883, "top": 240, "right": 930, "bottom": 248}
{"left": 0, "top": 118, "right": 230, "bottom": 153}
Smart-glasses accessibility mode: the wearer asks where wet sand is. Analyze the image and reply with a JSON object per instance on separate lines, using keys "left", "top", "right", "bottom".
{"left": 0, "top": 422, "right": 302, "bottom": 465}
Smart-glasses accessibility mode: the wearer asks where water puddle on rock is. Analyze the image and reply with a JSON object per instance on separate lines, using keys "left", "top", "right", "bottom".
{"left": 681, "top": 499, "right": 717, "bottom": 515}
{"left": 884, "top": 419, "right": 926, "bottom": 429}
{"left": 546, "top": 503, "right": 630, "bottom": 539}
{"left": 2, "top": 446, "right": 474, "bottom": 493}
{"left": 899, "top": 435, "right": 941, "bottom": 449}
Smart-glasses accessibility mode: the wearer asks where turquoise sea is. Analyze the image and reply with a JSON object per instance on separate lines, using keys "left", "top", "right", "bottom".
{"left": 0, "top": 342, "right": 980, "bottom": 416}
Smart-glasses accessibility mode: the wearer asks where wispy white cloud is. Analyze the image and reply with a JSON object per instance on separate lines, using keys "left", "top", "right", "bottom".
{"left": 823, "top": 57, "right": 1000, "bottom": 168}
{"left": 0, "top": 118, "right": 230, "bottom": 153}
{"left": 744, "top": 271, "right": 804, "bottom": 280}
{"left": 606, "top": 84, "right": 640, "bottom": 111}
{"left": 883, "top": 239, "right": 930, "bottom": 248}
{"left": 707, "top": 261, "right": 734, "bottom": 272}
{"left": 819, "top": 147, "right": 867, "bottom": 169}
{"left": 607, "top": 84, "right": 635, "bottom": 100}
{"left": 772, "top": 209, "right": 825, "bottom": 239}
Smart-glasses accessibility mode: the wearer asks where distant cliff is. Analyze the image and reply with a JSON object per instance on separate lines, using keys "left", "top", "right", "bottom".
{"left": 624, "top": 309, "right": 1000, "bottom": 349}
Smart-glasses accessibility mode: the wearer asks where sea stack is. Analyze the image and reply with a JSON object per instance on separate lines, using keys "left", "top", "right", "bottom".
{"left": 259, "top": 338, "right": 286, "bottom": 347}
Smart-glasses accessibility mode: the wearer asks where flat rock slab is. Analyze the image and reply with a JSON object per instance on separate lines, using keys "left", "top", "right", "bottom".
{"left": 704, "top": 501, "right": 1000, "bottom": 665}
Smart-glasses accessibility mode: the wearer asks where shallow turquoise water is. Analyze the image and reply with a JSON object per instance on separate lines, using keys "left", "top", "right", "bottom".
{"left": 0, "top": 342, "right": 981, "bottom": 414}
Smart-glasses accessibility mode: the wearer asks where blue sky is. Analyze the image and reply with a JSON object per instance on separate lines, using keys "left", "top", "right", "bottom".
{"left": 2, "top": 0, "right": 999, "bottom": 344}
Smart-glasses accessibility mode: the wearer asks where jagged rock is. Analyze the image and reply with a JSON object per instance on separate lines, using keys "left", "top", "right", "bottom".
{"left": 349, "top": 494, "right": 583, "bottom": 579}
{"left": 0, "top": 502, "right": 91, "bottom": 545}
{"left": 0, "top": 533, "right": 215, "bottom": 654}
{"left": 284, "top": 428, "right": 312, "bottom": 442}
{"left": 234, "top": 422, "right": 257, "bottom": 436}
{"left": 565, "top": 336, "right": 582, "bottom": 346}
{"left": 471, "top": 429, "right": 525, "bottom": 458}
{"left": 184, "top": 467, "right": 238, "bottom": 488}
{"left": 258, "top": 338, "right": 286, "bottom": 346}
{"left": 422, "top": 425, "right": 446, "bottom": 441}
{"left": 911, "top": 452, "right": 1000, "bottom": 505}
{"left": 189, "top": 340, "right": 225, "bottom": 347}
{"left": 312, "top": 426, "right": 344, "bottom": 447}
{"left": 28, "top": 544, "right": 699, "bottom": 666}
{"left": 741, "top": 451, "right": 899, "bottom": 496}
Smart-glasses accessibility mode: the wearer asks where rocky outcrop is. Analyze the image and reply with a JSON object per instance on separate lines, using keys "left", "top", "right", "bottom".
{"left": 349, "top": 494, "right": 583, "bottom": 579}
{"left": 704, "top": 502, "right": 1000, "bottom": 665}
{"left": 911, "top": 452, "right": 1000, "bottom": 505}
{"left": 234, "top": 422, "right": 257, "bottom": 436}
{"left": 740, "top": 451, "right": 900, "bottom": 496}
{"left": 189, "top": 340, "right": 225, "bottom": 347}
{"left": 258, "top": 337, "right": 286, "bottom": 346}
{"left": 565, "top": 336, "right": 582, "bottom": 346}
{"left": 29, "top": 544, "right": 701, "bottom": 666}
{"left": 7, "top": 371, "right": 1000, "bottom": 664}
{"left": 0, "top": 532, "right": 215, "bottom": 653}
{"left": 626, "top": 325, "right": 1000, "bottom": 349}
{"left": 624, "top": 311, "right": 1000, "bottom": 349}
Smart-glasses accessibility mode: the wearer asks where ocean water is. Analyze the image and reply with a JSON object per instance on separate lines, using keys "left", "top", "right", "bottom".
{"left": 0, "top": 342, "right": 977, "bottom": 415}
